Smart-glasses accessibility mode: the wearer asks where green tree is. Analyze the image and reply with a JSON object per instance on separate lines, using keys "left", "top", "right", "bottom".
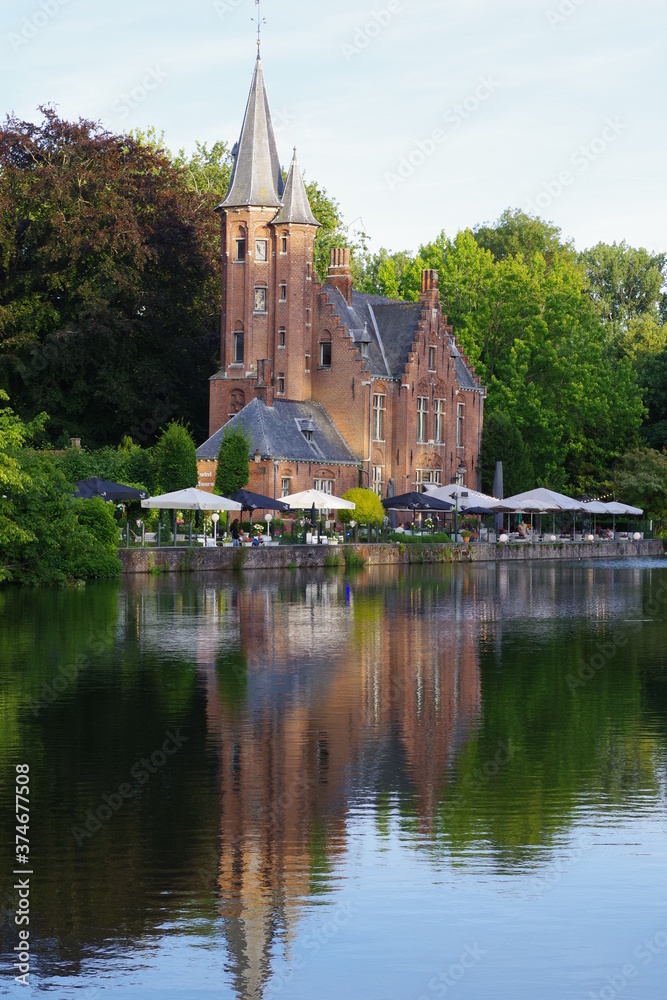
{"left": 638, "top": 346, "right": 667, "bottom": 451}
{"left": 0, "top": 109, "right": 219, "bottom": 447}
{"left": 579, "top": 241, "right": 666, "bottom": 333}
{"left": 480, "top": 410, "right": 534, "bottom": 497}
{"left": 612, "top": 448, "right": 667, "bottom": 520}
{"left": 473, "top": 209, "right": 572, "bottom": 271}
{"left": 339, "top": 488, "right": 384, "bottom": 527}
{"left": 153, "top": 422, "right": 198, "bottom": 494}
{"left": 213, "top": 426, "right": 250, "bottom": 497}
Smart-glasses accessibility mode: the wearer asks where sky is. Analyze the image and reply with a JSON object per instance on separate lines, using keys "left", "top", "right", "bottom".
{"left": 2, "top": 0, "right": 666, "bottom": 256}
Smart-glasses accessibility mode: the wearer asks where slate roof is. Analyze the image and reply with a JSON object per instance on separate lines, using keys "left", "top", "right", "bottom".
{"left": 320, "top": 286, "right": 482, "bottom": 390}
{"left": 219, "top": 56, "right": 284, "bottom": 210}
{"left": 272, "top": 150, "right": 319, "bottom": 227}
{"left": 197, "top": 398, "right": 359, "bottom": 464}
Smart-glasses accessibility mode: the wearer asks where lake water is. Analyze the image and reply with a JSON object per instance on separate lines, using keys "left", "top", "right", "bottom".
{"left": 1, "top": 560, "right": 666, "bottom": 1000}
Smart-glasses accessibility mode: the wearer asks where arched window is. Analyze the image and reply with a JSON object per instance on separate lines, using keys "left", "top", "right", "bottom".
{"left": 232, "top": 324, "right": 244, "bottom": 365}
{"left": 319, "top": 331, "right": 332, "bottom": 368}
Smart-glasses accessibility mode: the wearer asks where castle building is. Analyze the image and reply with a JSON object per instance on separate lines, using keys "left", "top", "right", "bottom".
{"left": 196, "top": 54, "right": 485, "bottom": 500}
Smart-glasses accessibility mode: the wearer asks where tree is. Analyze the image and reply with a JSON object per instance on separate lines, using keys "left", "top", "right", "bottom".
{"left": 638, "top": 347, "right": 667, "bottom": 451}
{"left": 473, "top": 209, "right": 572, "bottom": 271}
{"left": 339, "top": 488, "right": 384, "bottom": 527}
{"left": 213, "top": 426, "right": 250, "bottom": 497}
{"left": 579, "top": 241, "right": 666, "bottom": 333}
{"left": 480, "top": 410, "right": 534, "bottom": 497}
{"left": 153, "top": 422, "right": 198, "bottom": 494}
{"left": 0, "top": 109, "right": 219, "bottom": 447}
{"left": 613, "top": 449, "right": 667, "bottom": 520}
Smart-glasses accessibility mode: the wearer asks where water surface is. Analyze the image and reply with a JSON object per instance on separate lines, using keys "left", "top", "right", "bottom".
{"left": 1, "top": 560, "right": 666, "bottom": 998}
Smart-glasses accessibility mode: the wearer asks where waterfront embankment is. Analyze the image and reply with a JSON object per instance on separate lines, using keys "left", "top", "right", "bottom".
{"left": 118, "top": 539, "right": 665, "bottom": 574}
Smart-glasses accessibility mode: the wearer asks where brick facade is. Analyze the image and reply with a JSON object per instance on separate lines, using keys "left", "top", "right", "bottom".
{"left": 200, "top": 57, "right": 485, "bottom": 498}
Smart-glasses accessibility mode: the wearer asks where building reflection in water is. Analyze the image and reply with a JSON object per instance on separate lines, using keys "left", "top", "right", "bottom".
{"left": 120, "top": 561, "right": 652, "bottom": 1000}
{"left": 190, "top": 571, "right": 482, "bottom": 999}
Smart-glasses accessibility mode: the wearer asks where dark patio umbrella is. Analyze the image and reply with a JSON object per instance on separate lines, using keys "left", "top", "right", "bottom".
{"left": 74, "top": 478, "right": 148, "bottom": 501}
{"left": 228, "top": 489, "right": 290, "bottom": 513}
{"left": 381, "top": 491, "right": 453, "bottom": 512}
{"left": 461, "top": 505, "right": 496, "bottom": 516}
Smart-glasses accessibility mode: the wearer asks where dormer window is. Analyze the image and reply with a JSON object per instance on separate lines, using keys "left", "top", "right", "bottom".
{"left": 360, "top": 342, "right": 369, "bottom": 358}
{"left": 296, "top": 416, "right": 316, "bottom": 442}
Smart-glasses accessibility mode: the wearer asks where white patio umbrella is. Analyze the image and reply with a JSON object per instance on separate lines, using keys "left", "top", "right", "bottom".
{"left": 283, "top": 488, "right": 355, "bottom": 511}
{"left": 424, "top": 484, "right": 504, "bottom": 510}
{"left": 503, "top": 488, "right": 585, "bottom": 538}
{"left": 141, "top": 488, "right": 242, "bottom": 511}
{"left": 604, "top": 500, "right": 643, "bottom": 538}
{"left": 581, "top": 500, "right": 609, "bottom": 537}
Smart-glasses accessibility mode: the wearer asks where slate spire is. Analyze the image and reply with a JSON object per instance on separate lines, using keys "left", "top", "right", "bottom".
{"left": 220, "top": 55, "right": 284, "bottom": 209}
{"left": 272, "top": 148, "right": 320, "bottom": 227}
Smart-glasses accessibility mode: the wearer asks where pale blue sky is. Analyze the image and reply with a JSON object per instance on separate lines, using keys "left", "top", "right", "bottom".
{"left": 2, "top": 0, "right": 665, "bottom": 255}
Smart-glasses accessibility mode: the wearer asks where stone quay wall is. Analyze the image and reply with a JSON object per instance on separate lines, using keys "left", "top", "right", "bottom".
{"left": 118, "top": 539, "right": 665, "bottom": 575}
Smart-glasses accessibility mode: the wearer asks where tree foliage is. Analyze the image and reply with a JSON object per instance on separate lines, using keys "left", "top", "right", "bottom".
{"left": 0, "top": 397, "right": 121, "bottom": 584}
{"left": 339, "top": 488, "right": 384, "bottom": 527}
{"left": 612, "top": 448, "right": 667, "bottom": 520}
{"left": 213, "top": 426, "right": 250, "bottom": 497}
{"left": 152, "top": 422, "right": 198, "bottom": 494}
{"left": 480, "top": 410, "right": 534, "bottom": 497}
{"left": 0, "top": 109, "right": 219, "bottom": 448}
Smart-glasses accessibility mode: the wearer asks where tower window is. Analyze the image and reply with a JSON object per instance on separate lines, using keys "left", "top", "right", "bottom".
{"left": 233, "top": 330, "right": 244, "bottom": 364}
{"left": 281, "top": 237, "right": 288, "bottom": 254}
{"left": 319, "top": 342, "right": 332, "bottom": 368}
{"left": 429, "top": 346, "right": 436, "bottom": 371}
{"left": 277, "top": 374, "right": 285, "bottom": 395}
{"left": 254, "top": 287, "right": 267, "bottom": 313}
{"left": 278, "top": 327, "right": 286, "bottom": 348}
{"left": 305, "top": 353, "right": 310, "bottom": 373}
{"left": 255, "top": 239, "right": 268, "bottom": 262}
{"left": 306, "top": 308, "right": 311, "bottom": 327}
{"left": 279, "top": 283, "right": 287, "bottom": 302}
{"left": 235, "top": 238, "right": 246, "bottom": 261}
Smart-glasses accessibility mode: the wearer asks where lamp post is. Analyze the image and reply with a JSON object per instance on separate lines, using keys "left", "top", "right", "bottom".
{"left": 265, "top": 512, "right": 273, "bottom": 541}
{"left": 211, "top": 512, "right": 219, "bottom": 545}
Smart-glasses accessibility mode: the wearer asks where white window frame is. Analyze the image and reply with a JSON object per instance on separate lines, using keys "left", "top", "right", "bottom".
{"left": 372, "top": 393, "right": 386, "bottom": 442}
{"left": 417, "top": 397, "right": 428, "bottom": 444}
{"left": 416, "top": 469, "right": 441, "bottom": 492}
{"left": 456, "top": 402, "right": 464, "bottom": 447}
{"left": 281, "top": 477, "right": 291, "bottom": 498}
{"left": 372, "top": 465, "right": 384, "bottom": 497}
{"left": 433, "top": 398, "right": 445, "bottom": 444}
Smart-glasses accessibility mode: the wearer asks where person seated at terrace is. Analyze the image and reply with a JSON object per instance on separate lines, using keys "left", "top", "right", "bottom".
{"left": 518, "top": 522, "right": 528, "bottom": 539}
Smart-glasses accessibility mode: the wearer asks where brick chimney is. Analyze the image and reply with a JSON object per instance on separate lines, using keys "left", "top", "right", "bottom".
{"left": 326, "top": 247, "right": 354, "bottom": 305}
{"left": 419, "top": 268, "right": 440, "bottom": 308}
{"left": 255, "top": 358, "right": 274, "bottom": 406}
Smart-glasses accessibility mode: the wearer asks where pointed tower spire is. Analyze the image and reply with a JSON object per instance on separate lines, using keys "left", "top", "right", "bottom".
{"left": 272, "top": 148, "right": 320, "bottom": 227}
{"left": 220, "top": 56, "right": 284, "bottom": 209}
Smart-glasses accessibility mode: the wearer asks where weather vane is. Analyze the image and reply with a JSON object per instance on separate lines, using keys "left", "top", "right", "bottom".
{"left": 252, "top": 0, "right": 266, "bottom": 52}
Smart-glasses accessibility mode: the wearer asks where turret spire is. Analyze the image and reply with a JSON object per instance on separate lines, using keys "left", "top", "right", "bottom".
{"left": 272, "top": 148, "right": 320, "bottom": 227}
{"left": 219, "top": 55, "right": 283, "bottom": 209}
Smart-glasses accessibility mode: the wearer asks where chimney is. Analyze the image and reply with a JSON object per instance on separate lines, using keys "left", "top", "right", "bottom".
{"left": 420, "top": 269, "right": 438, "bottom": 294}
{"left": 255, "top": 358, "right": 274, "bottom": 406}
{"left": 326, "top": 247, "right": 354, "bottom": 305}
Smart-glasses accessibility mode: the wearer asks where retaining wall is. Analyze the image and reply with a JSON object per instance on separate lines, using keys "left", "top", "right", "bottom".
{"left": 118, "top": 539, "right": 665, "bottom": 575}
